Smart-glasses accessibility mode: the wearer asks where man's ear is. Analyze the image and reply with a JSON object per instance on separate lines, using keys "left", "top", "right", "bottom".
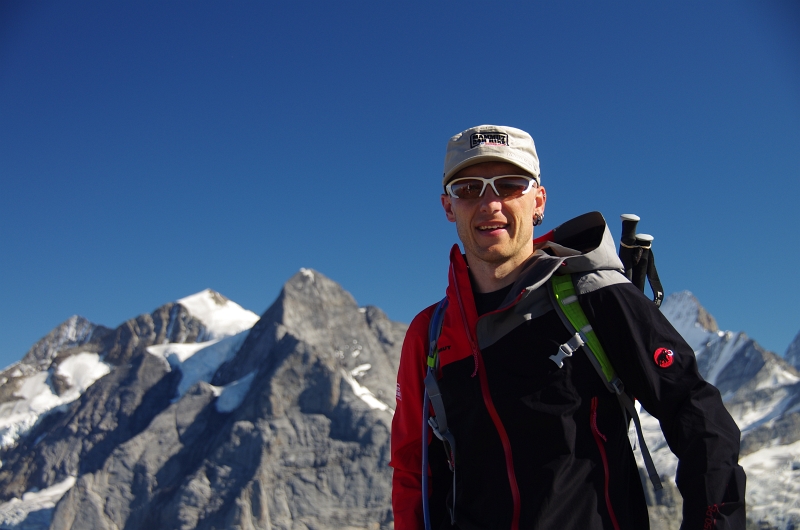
{"left": 536, "top": 185, "right": 546, "bottom": 214}
{"left": 441, "top": 194, "right": 457, "bottom": 222}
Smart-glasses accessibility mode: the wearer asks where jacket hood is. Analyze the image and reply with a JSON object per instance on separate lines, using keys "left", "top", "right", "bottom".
{"left": 502, "top": 211, "right": 623, "bottom": 296}
{"left": 536, "top": 211, "right": 623, "bottom": 274}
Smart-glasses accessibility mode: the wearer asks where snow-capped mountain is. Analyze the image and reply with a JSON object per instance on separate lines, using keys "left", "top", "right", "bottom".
{"left": 648, "top": 291, "right": 800, "bottom": 530}
{"left": 0, "top": 288, "right": 262, "bottom": 527}
{"left": 0, "top": 277, "right": 797, "bottom": 529}
{"left": 0, "top": 272, "right": 405, "bottom": 529}
{"left": 0, "top": 290, "right": 258, "bottom": 452}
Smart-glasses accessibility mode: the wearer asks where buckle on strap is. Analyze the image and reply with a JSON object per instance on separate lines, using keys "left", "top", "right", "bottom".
{"left": 550, "top": 332, "right": 585, "bottom": 368}
{"left": 428, "top": 416, "right": 444, "bottom": 441}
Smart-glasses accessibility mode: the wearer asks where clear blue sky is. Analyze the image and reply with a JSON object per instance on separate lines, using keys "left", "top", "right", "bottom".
{"left": 1, "top": 1, "right": 798, "bottom": 370}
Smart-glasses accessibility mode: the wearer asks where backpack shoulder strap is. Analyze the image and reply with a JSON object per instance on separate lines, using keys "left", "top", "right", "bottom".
{"left": 549, "top": 273, "right": 623, "bottom": 394}
{"left": 548, "top": 273, "right": 663, "bottom": 491}
{"left": 427, "top": 297, "right": 449, "bottom": 369}
{"left": 424, "top": 297, "right": 451, "bottom": 437}
{"left": 421, "top": 297, "right": 456, "bottom": 529}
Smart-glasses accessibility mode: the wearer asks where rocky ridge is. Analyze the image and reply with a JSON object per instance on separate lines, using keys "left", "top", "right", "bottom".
{"left": 0, "top": 271, "right": 405, "bottom": 529}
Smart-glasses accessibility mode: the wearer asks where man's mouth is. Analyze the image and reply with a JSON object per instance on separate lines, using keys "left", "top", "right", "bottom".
{"left": 477, "top": 223, "right": 508, "bottom": 232}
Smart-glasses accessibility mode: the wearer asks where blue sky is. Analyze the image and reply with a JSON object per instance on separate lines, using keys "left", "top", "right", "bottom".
{"left": 1, "top": 1, "right": 798, "bottom": 370}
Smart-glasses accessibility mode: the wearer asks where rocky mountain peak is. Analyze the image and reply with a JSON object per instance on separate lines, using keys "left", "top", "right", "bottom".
{"left": 654, "top": 291, "right": 800, "bottom": 529}
{"left": 18, "top": 316, "right": 109, "bottom": 371}
{"left": 660, "top": 291, "right": 720, "bottom": 351}
{"left": 661, "top": 291, "right": 718, "bottom": 332}
{"left": 101, "top": 302, "right": 207, "bottom": 365}
{"left": 211, "top": 268, "right": 404, "bottom": 391}
{"left": 785, "top": 330, "right": 800, "bottom": 370}
{"left": 279, "top": 268, "right": 361, "bottom": 340}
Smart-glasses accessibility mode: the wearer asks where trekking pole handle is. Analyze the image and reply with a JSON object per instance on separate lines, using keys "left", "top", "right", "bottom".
{"left": 620, "top": 214, "right": 640, "bottom": 247}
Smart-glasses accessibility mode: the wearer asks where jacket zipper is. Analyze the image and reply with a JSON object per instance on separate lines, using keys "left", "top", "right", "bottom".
{"left": 450, "top": 263, "right": 522, "bottom": 530}
{"left": 591, "top": 396, "right": 621, "bottom": 530}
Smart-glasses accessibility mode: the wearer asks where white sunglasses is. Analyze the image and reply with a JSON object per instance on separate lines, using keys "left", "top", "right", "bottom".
{"left": 446, "top": 175, "right": 536, "bottom": 200}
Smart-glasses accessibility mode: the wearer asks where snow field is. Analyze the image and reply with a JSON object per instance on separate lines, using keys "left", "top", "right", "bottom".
{"left": 177, "top": 289, "right": 259, "bottom": 339}
{"left": 740, "top": 440, "right": 800, "bottom": 525}
{"left": 0, "top": 290, "right": 259, "bottom": 452}
{"left": 146, "top": 330, "right": 251, "bottom": 399}
{"left": 211, "top": 371, "right": 256, "bottom": 413}
{"left": 0, "top": 353, "right": 110, "bottom": 449}
{"left": 342, "top": 364, "right": 393, "bottom": 414}
{"left": 0, "top": 476, "right": 76, "bottom": 527}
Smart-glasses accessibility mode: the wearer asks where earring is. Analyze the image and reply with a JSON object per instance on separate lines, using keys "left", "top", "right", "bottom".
{"left": 533, "top": 213, "right": 544, "bottom": 226}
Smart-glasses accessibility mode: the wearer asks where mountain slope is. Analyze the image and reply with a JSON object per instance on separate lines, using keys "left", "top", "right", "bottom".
{"left": 0, "top": 271, "right": 406, "bottom": 529}
{"left": 651, "top": 291, "right": 800, "bottom": 530}
{"left": 0, "top": 290, "right": 259, "bottom": 528}
{"left": 50, "top": 269, "right": 405, "bottom": 529}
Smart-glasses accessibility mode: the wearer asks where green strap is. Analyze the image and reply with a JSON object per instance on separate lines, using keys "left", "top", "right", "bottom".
{"left": 550, "top": 275, "right": 664, "bottom": 491}
{"left": 550, "top": 274, "right": 618, "bottom": 387}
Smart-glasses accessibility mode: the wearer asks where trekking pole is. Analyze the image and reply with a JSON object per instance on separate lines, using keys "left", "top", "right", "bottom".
{"left": 618, "top": 214, "right": 640, "bottom": 283}
{"left": 642, "top": 235, "right": 664, "bottom": 307}
{"left": 619, "top": 215, "right": 664, "bottom": 307}
{"left": 631, "top": 234, "right": 652, "bottom": 293}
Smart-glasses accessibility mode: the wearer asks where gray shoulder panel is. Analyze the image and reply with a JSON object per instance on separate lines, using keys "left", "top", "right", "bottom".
{"left": 573, "top": 269, "right": 629, "bottom": 295}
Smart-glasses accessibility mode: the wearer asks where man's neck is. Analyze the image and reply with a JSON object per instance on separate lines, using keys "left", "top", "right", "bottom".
{"left": 466, "top": 251, "right": 536, "bottom": 293}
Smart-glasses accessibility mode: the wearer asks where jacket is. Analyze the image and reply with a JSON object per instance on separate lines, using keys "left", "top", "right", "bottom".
{"left": 390, "top": 212, "right": 746, "bottom": 530}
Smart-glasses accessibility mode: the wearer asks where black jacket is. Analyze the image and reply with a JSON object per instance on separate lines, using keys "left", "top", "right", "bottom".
{"left": 390, "top": 212, "right": 746, "bottom": 529}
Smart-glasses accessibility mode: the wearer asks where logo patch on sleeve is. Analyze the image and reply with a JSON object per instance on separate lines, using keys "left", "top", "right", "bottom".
{"left": 654, "top": 347, "right": 675, "bottom": 368}
{"left": 396, "top": 383, "right": 402, "bottom": 401}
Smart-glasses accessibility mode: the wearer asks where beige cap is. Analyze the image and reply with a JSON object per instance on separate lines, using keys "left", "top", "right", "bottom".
{"left": 442, "top": 125, "right": 540, "bottom": 187}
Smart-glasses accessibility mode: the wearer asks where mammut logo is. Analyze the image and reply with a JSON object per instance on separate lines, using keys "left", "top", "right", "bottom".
{"left": 653, "top": 347, "right": 675, "bottom": 368}
{"left": 396, "top": 383, "right": 402, "bottom": 401}
{"left": 437, "top": 345, "right": 451, "bottom": 353}
{"left": 703, "top": 503, "right": 720, "bottom": 529}
{"left": 470, "top": 132, "right": 508, "bottom": 149}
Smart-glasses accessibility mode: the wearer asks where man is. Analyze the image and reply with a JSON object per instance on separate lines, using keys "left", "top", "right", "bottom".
{"left": 389, "top": 125, "right": 745, "bottom": 529}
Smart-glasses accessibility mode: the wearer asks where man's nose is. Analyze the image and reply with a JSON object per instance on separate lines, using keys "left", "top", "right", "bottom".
{"left": 479, "top": 186, "right": 502, "bottom": 209}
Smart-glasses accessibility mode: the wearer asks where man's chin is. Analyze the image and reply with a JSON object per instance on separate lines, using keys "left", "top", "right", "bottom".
{"left": 470, "top": 247, "right": 515, "bottom": 264}
{"left": 465, "top": 240, "right": 533, "bottom": 267}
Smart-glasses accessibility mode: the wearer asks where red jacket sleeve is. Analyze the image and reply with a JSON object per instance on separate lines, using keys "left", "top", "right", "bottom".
{"left": 390, "top": 305, "right": 435, "bottom": 530}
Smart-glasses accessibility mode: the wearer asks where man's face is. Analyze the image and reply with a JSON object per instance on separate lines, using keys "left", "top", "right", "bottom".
{"left": 441, "top": 161, "right": 546, "bottom": 271}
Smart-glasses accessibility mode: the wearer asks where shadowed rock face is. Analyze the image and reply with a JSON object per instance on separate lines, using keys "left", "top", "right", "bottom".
{"left": 102, "top": 302, "right": 209, "bottom": 365}
{"left": 20, "top": 316, "right": 111, "bottom": 370}
{"left": 786, "top": 331, "right": 800, "bottom": 370}
{"left": 1, "top": 270, "right": 407, "bottom": 529}
{"left": 0, "top": 303, "right": 198, "bottom": 501}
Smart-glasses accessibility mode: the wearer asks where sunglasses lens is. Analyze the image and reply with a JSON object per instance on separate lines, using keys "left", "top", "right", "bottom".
{"left": 494, "top": 176, "right": 532, "bottom": 198}
{"left": 449, "top": 179, "right": 485, "bottom": 199}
